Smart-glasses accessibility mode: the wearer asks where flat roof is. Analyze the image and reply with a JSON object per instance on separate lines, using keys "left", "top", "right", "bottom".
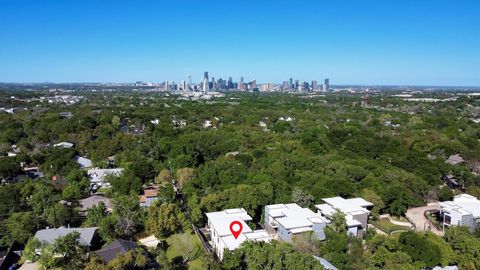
{"left": 316, "top": 197, "right": 371, "bottom": 216}
{"left": 206, "top": 208, "right": 253, "bottom": 237}
{"left": 267, "top": 203, "right": 328, "bottom": 230}
{"left": 440, "top": 194, "right": 480, "bottom": 218}
{"left": 219, "top": 230, "right": 271, "bottom": 251}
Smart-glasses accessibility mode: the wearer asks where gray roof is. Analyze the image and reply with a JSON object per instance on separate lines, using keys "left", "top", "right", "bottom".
{"left": 96, "top": 239, "right": 137, "bottom": 263}
{"left": 34, "top": 227, "right": 98, "bottom": 246}
{"left": 75, "top": 156, "right": 92, "bottom": 169}
{"left": 79, "top": 195, "right": 112, "bottom": 212}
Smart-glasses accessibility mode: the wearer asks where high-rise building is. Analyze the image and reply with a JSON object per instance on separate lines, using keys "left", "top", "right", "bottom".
{"left": 227, "top": 77, "right": 234, "bottom": 89}
{"left": 238, "top": 77, "right": 245, "bottom": 91}
{"left": 303, "top": 81, "right": 310, "bottom": 91}
{"left": 289, "top": 78, "right": 293, "bottom": 89}
{"left": 312, "top": 80, "right": 318, "bottom": 91}
{"left": 187, "top": 75, "right": 192, "bottom": 91}
{"left": 203, "top": 72, "right": 209, "bottom": 91}
{"left": 165, "top": 81, "right": 169, "bottom": 91}
{"left": 323, "top": 78, "right": 329, "bottom": 92}
{"left": 250, "top": 80, "right": 257, "bottom": 91}
{"left": 210, "top": 77, "right": 216, "bottom": 91}
{"left": 294, "top": 80, "right": 299, "bottom": 91}
{"left": 282, "top": 81, "right": 290, "bottom": 91}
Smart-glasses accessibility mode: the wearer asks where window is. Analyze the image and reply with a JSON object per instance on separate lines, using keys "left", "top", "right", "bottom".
{"left": 444, "top": 215, "right": 451, "bottom": 225}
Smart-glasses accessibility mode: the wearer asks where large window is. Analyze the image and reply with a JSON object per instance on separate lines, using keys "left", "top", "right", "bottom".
{"left": 444, "top": 215, "right": 451, "bottom": 225}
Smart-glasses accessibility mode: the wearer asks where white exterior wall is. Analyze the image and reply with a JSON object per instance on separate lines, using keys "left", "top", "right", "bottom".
{"left": 461, "top": 214, "right": 475, "bottom": 232}
{"left": 312, "top": 223, "right": 327, "bottom": 241}
{"left": 347, "top": 226, "right": 358, "bottom": 237}
{"left": 278, "top": 224, "right": 292, "bottom": 242}
{"left": 210, "top": 226, "right": 227, "bottom": 260}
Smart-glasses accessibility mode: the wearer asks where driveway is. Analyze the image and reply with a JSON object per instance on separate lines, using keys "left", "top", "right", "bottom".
{"left": 405, "top": 202, "right": 443, "bottom": 236}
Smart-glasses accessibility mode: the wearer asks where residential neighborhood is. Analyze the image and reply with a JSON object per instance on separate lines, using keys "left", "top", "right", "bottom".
{"left": 1, "top": 88, "right": 480, "bottom": 269}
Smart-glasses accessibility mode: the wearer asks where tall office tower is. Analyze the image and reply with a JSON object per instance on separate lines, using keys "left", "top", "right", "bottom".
{"left": 323, "top": 78, "right": 329, "bottom": 92}
{"left": 210, "top": 77, "right": 216, "bottom": 91}
{"left": 165, "top": 81, "right": 169, "bottom": 91}
{"left": 227, "top": 77, "right": 234, "bottom": 89}
{"left": 251, "top": 80, "right": 257, "bottom": 90}
{"left": 303, "top": 81, "right": 310, "bottom": 92}
{"left": 203, "top": 72, "right": 209, "bottom": 91}
{"left": 182, "top": 80, "right": 186, "bottom": 91}
{"left": 267, "top": 83, "right": 274, "bottom": 91}
{"left": 187, "top": 75, "right": 192, "bottom": 91}
{"left": 238, "top": 77, "right": 244, "bottom": 90}
{"left": 289, "top": 78, "right": 294, "bottom": 89}
{"left": 282, "top": 81, "right": 290, "bottom": 91}
{"left": 294, "top": 80, "right": 299, "bottom": 91}
{"left": 312, "top": 80, "right": 318, "bottom": 91}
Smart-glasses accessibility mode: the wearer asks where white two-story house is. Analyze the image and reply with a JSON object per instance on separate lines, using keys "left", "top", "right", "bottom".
{"left": 440, "top": 194, "right": 480, "bottom": 232}
{"left": 264, "top": 203, "right": 329, "bottom": 242}
{"left": 315, "top": 196, "right": 373, "bottom": 238}
{"left": 206, "top": 208, "right": 271, "bottom": 260}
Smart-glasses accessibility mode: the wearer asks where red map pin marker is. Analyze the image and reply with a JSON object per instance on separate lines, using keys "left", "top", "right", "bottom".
{"left": 229, "top": 221, "right": 243, "bottom": 239}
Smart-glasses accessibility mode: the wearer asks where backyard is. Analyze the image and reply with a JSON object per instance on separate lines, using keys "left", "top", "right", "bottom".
{"left": 371, "top": 218, "right": 412, "bottom": 235}
{"left": 164, "top": 232, "right": 206, "bottom": 270}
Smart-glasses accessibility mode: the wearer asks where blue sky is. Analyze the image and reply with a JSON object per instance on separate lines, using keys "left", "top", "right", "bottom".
{"left": 0, "top": 0, "right": 479, "bottom": 85}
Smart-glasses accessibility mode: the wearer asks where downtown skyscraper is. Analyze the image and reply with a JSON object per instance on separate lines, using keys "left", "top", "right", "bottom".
{"left": 202, "top": 72, "right": 210, "bottom": 91}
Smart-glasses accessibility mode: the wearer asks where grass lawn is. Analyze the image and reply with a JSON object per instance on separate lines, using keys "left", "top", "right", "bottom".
{"left": 164, "top": 232, "right": 206, "bottom": 270}
{"left": 372, "top": 218, "right": 411, "bottom": 235}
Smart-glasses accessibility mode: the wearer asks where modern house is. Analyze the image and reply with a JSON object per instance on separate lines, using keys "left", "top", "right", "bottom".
{"left": 439, "top": 194, "right": 480, "bottom": 232}
{"left": 87, "top": 168, "right": 123, "bottom": 188}
{"left": 315, "top": 197, "right": 373, "bottom": 238}
{"left": 34, "top": 227, "right": 101, "bottom": 249}
{"left": 206, "top": 208, "right": 271, "bottom": 260}
{"left": 264, "top": 203, "right": 329, "bottom": 242}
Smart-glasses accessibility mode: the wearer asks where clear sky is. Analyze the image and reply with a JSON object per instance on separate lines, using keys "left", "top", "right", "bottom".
{"left": 0, "top": 0, "right": 479, "bottom": 86}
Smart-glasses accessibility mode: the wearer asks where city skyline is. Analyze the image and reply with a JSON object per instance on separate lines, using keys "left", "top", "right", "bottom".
{"left": 0, "top": 0, "right": 479, "bottom": 86}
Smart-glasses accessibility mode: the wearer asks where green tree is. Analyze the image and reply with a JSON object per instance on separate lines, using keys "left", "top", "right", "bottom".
{"left": 223, "top": 241, "right": 323, "bottom": 270}
{"left": 176, "top": 167, "right": 195, "bottom": 189}
{"left": 145, "top": 202, "right": 186, "bottom": 237}
{"left": 359, "top": 189, "right": 384, "bottom": 220}
{"left": 1, "top": 212, "right": 36, "bottom": 246}
{"left": 0, "top": 157, "right": 22, "bottom": 182}
{"left": 438, "top": 186, "right": 454, "bottom": 201}
{"left": 112, "top": 195, "right": 142, "bottom": 238}
{"left": 45, "top": 203, "right": 70, "bottom": 227}
{"left": 398, "top": 231, "right": 441, "bottom": 268}
{"left": 155, "top": 169, "right": 171, "bottom": 184}
{"left": 107, "top": 249, "right": 147, "bottom": 270}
